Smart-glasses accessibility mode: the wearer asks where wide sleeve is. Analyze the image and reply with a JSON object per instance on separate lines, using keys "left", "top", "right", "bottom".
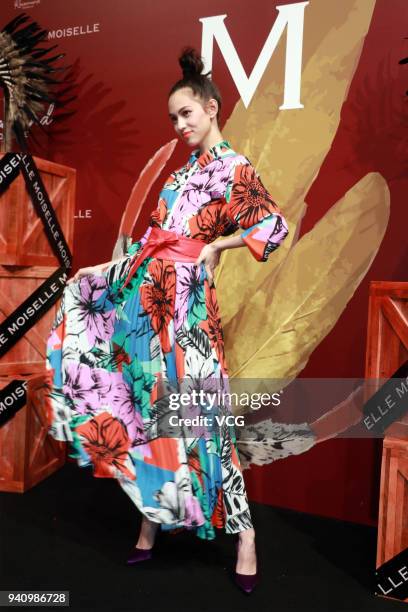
{"left": 225, "top": 159, "right": 289, "bottom": 261}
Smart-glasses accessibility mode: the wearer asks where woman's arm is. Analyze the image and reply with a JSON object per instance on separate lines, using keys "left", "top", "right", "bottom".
{"left": 66, "top": 254, "right": 131, "bottom": 285}
{"left": 224, "top": 160, "right": 289, "bottom": 262}
{"left": 96, "top": 255, "right": 130, "bottom": 272}
{"left": 93, "top": 224, "right": 153, "bottom": 273}
{"left": 213, "top": 234, "right": 245, "bottom": 252}
{"left": 195, "top": 234, "right": 246, "bottom": 286}
{"left": 196, "top": 158, "right": 290, "bottom": 285}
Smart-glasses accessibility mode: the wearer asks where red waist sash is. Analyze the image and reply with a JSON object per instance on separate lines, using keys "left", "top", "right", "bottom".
{"left": 119, "top": 226, "right": 206, "bottom": 292}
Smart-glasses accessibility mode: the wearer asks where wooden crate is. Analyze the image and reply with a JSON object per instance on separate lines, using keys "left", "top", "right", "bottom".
{"left": 0, "top": 156, "right": 75, "bottom": 491}
{"left": 0, "top": 155, "right": 76, "bottom": 266}
{"left": 0, "top": 374, "right": 66, "bottom": 492}
{"left": 377, "top": 438, "right": 408, "bottom": 565}
{"left": 366, "top": 282, "right": 408, "bottom": 602}
{"left": 0, "top": 155, "right": 75, "bottom": 376}
{"left": 0, "top": 265, "right": 69, "bottom": 377}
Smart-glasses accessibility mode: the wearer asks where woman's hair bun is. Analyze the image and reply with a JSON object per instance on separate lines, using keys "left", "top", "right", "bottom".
{"left": 169, "top": 45, "right": 221, "bottom": 121}
{"left": 179, "top": 46, "right": 205, "bottom": 79}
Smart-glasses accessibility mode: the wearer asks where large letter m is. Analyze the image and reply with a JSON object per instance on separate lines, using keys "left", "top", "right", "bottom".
{"left": 200, "top": 1, "right": 309, "bottom": 109}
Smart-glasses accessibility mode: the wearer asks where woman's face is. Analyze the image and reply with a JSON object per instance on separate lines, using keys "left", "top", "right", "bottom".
{"left": 168, "top": 87, "right": 214, "bottom": 147}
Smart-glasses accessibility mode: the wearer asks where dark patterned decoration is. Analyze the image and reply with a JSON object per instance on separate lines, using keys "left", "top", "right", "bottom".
{"left": 0, "top": 12, "right": 75, "bottom": 152}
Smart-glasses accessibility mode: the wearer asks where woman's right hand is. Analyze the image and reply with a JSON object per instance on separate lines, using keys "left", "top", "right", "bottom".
{"left": 66, "top": 265, "right": 103, "bottom": 285}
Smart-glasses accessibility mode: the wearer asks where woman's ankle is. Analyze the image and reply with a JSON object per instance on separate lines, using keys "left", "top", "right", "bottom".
{"left": 238, "top": 527, "right": 256, "bottom": 544}
{"left": 136, "top": 517, "right": 159, "bottom": 549}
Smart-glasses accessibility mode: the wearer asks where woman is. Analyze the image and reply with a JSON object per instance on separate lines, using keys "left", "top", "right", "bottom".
{"left": 45, "top": 46, "right": 289, "bottom": 594}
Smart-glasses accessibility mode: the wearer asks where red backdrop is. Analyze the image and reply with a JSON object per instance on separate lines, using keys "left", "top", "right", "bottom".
{"left": 1, "top": 0, "right": 407, "bottom": 527}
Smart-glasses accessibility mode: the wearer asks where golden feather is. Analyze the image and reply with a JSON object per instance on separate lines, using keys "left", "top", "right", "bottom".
{"left": 217, "top": 0, "right": 377, "bottom": 328}
{"left": 226, "top": 173, "right": 390, "bottom": 389}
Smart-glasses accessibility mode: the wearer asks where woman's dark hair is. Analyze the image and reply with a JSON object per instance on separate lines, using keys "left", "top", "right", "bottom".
{"left": 168, "top": 46, "right": 222, "bottom": 123}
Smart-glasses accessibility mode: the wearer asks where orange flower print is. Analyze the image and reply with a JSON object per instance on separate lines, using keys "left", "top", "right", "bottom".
{"left": 140, "top": 260, "right": 176, "bottom": 353}
{"left": 211, "top": 487, "right": 225, "bottom": 528}
{"left": 150, "top": 197, "right": 168, "bottom": 227}
{"left": 189, "top": 200, "right": 237, "bottom": 241}
{"left": 229, "top": 164, "right": 281, "bottom": 228}
{"left": 111, "top": 341, "right": 131, "bottom": 370}
{"left": 187, "top": 447, "right": 204, "bottom": 488}
{"left": 202, "top": 280, "right": 228, "bottom": 375}
{"left": 76, "top": 412, "right": 134, "bottom": 479}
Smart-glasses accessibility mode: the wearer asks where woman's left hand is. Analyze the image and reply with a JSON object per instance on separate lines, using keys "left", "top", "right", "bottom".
{"left": 195, "top": 243, "right": 221, "bottom": 287}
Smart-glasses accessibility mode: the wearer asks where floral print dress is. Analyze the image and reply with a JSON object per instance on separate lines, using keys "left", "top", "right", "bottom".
{"left": 45, "top": 139, "right": 289, "bottom": 540}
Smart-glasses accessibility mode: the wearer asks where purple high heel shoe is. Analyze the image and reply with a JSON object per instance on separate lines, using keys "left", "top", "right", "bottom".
{"left": 126, "top": 519, "right": 160, "bottom": 564}
{"left": 126, "top": 546, "right": 153, "bottom": 565}
{"left": 233, "top": 539, "right": 259, "bottom": 594}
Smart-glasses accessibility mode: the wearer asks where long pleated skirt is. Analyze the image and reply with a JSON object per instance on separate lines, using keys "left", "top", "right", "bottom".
{"left": 45, "top": 249, "right": 253, "bottom": 540}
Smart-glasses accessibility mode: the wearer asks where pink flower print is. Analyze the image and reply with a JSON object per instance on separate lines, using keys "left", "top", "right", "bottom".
{"left": 173, "top": 263, "right": 202, "bottom": 332}
{"left": 65, "top": 275, "right": 116, "bottom": 344}
{"left": 176, "top": 161, "right": 230, "bottom": 215}
{"left": 107, "top": 372, "right": 147, "bottom": 446}
{"left": 184, "top": 494, "right": 206, "bottom": 527}
{"left": 63, "top": 362, "right": 101, "bottom": 415}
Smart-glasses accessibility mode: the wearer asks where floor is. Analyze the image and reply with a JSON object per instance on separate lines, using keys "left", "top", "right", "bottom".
{"left": 0, "top": 462, "right": 405, "bottom": 612}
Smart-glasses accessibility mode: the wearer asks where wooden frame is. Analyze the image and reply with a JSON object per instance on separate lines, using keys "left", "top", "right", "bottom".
{"left": 366, "top": 281, "right": 408, "bottom": 602}
{"left": 0, "top": 155, "right": 75, "bottom": 492}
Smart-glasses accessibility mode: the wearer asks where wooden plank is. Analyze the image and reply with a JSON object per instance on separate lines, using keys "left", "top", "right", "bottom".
{"left": 370, "top": 283, "right": 408, "bottom": 603}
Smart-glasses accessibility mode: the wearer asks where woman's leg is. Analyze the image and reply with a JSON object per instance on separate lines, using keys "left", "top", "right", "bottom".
{"left": 236, "top": 526, "right": 257, "bottom": 575}
{"left": 221, "top": 421, "right": 257, "bottom": 574}
{"left": 135, "top": 516, "right": 160, "bottom": 550}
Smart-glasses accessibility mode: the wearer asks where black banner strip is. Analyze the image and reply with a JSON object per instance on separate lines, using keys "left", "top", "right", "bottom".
{"left": 0, "top": 379, "right": 28, "bottom": 427}
{"left": 0, "top": 266, "right": 69, "bottom": 358}
{"left": 0, "top": 153, "right": 73, "bottom": 427}
{"left": 362, "top": 359, "right": 408, "bottom": 435}
{"left": 18, "top": 154, "right": 72, "bottom": 267}
{"left": 0, "top": 153, "right": 21, "bottom": 196}
{"left": 375, "top": 546, "right": 408, "bottom": 600}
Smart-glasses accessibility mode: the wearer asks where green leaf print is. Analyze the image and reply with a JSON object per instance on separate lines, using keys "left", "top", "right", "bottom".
{"left": 68, "top": 414, "right": 91, "bottom": 460}
{"left": 190, "top": 470, "right": 216, "bottom": 541}
{"left": 123, "top": 358, "right": 156, "bottom": 420}
{"left": 187, "top": 284, "right": 206, "bottom": 328}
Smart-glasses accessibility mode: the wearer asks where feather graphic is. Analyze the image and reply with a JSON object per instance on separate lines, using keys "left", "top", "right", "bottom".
{"left": 236, "top": 378, "right": 370, "bottom": 469}
{"left": 111, "top": 138, "right": 178, "bottom": 259}
{"left": 0, "top": 12, "right": 73, "bottom": 152}
{"left": 224, "top": 172, "right": 390, "bottom": 384}
{"left": 217, "top": 0, "right": 377, "bottom": 328}
{"left": 209, "top": 0, "right": 382, "bottom": 469}
{"left": 237, "top": 421, "right": 316, "bottom": 469}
